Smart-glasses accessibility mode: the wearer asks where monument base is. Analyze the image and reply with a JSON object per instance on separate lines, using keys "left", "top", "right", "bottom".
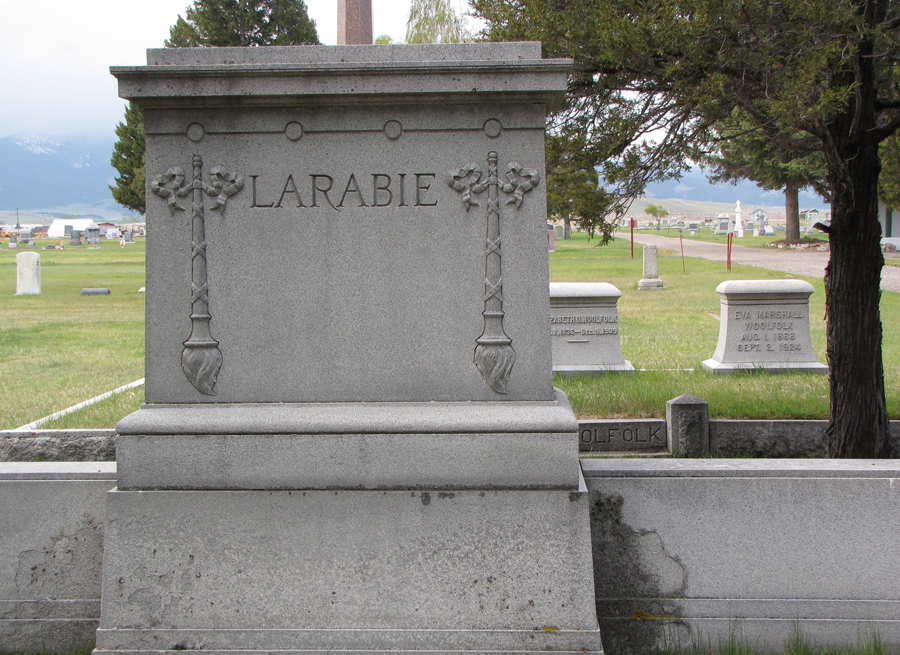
{"left": 94, "top": 473, "right": 602, "bottom": 655}
{"left": 637, "top": 278, "right": 664, "bottom": 289}
{"left": 553, "top": 362, "right": 635, "bottom": 376}
{"left": 701, "top": 358, "right": 829, "bottom": 374}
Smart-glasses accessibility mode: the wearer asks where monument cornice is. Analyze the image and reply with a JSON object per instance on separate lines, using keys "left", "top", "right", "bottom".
{"left": 111, "top": 44, "right": 572, "bottom": 109}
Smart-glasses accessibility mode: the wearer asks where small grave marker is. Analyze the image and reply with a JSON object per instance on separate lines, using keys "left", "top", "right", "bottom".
{"left": 638, "top": 243, "right": 665, "bottom": 289}
{"left": 702, "top": 280, "right": 827, "bottom": 373}
{"left": 15, "top": 252, "right": 40, "bottom": 295}
{"left": 549, "top": 282, "right": 634, "bottom": 375}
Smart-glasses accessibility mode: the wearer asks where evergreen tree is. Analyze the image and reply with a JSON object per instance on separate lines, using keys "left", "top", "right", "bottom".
{"left": 473, "top": 0, "right": 900, "bottom": 458}
{"left": 705, "top": 111, "right": 829, "bottom": 241}
{"left": 545, "top": 135, "right": 612, "bottom": 241}
{"left": 165, "top": 0, "right": 319, "bottom": 47}
{"left": 406, "top": 0, "right": 469, "bottom": 44}
{"left": 879, "top": 132, "right": 900, "bottom": 210}
{"left": 109, "top": 102, "right": 146, "bottom": 215}
{"left": 111, "top": 0, "right": 320, "bottom": 214}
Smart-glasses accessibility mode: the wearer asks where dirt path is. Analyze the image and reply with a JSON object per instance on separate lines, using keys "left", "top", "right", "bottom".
{"left": 627, "top": 232, "right": 900, "bottom": 293}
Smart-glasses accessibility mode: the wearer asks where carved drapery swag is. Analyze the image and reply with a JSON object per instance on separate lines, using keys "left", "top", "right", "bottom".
{"left": 448, "top": 151, "right": 540, "bottom": 394}
{"left": 151, "top": 155, "right": 244, "bottom": 395}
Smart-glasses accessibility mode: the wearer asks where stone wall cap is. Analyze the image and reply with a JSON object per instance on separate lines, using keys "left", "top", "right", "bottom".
{"left": 715, "top": 279, "right": 815, "bottom": 296}
{"left": 112, "top": 44, "right": 572, "bottom": 107}
{"left": 117, "top": 388, "right": 579, "bottom": 435}
{"left": 549, "top": 282, "right": 622, "bottom": 299}
{"left": 0, "top": 462, "right": 117, "bottom": 480}
{"left": 581, "top": 458, "right": 900, "bottom": 478}
{"left": 144, "top": 42, "right": 546, "bottom": 66}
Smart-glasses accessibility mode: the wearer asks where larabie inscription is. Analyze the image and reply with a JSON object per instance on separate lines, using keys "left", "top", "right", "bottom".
{"left": 702, "top": 280, "right": 827, "bottom": 374}
{"left": 250, "top": 172, "right": 438, "bottom": 209}
{"left": 549, "top": 282, "right": 634, "bottom": 375}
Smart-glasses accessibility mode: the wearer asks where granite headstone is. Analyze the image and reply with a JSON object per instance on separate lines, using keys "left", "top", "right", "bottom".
{"left": 15, "top": 252, "right": 40, "bottom": 295}
{"left": 103, "top": 43, "right": 602, "bottom": 655}
{"left": 702, "top": 280, "right": 828, "bottom": 374}
{"left": 549, "top": 282, "right": 634, "bottom": 375}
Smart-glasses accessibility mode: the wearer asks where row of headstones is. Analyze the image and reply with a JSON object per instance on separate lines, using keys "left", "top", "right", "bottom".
{"left": 714, "top": 218, "right": 780, "bottom": 236}
{"left": 550, "top": 276, "right": 827, "bottom": 375}
{"left": 8, "top": 229, "right": 134, "bottom": 248}
{"left": 14, "top": 245, "right": 825, "bottom": 374}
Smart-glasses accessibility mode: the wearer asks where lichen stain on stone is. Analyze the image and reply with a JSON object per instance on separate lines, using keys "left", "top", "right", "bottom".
{"left": 420, "top": 492, "right": 432, "bottom": 506}
{"left": 15, "top": 518, "right": 103, "bottom": 599}
{"left": 589, "top": 491, "right": 688, "bottom": 653}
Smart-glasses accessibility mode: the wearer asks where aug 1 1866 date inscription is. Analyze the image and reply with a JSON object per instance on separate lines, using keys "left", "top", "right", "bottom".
{"left": 249, "top": 172, "right": 438, "bottom": 209}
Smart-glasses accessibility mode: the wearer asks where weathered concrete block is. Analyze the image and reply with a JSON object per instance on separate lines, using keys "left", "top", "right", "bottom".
{"left": 583, "top": 459, "right": 900, "bottom": 652}
{"left": 0, "top": 430, "right": 116, "bottom": 462}
{"left": 0, "top": 463, "right": 116, "bottom": 654}
{"left": 666, "top": 393, "right": 709, "bottom": 456}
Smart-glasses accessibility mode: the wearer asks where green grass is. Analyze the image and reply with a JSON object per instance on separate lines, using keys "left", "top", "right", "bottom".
{"left": 2, "top": 231, "right": 899, "bottom": 426}
{"left": 551, "top": 232, "right": 900, "bottom": 419}
{"left": 656, "top": 623, "right": 894, "bottom": 655}
{"left": 0, "top": 239, "right": 145, "bottom": 429}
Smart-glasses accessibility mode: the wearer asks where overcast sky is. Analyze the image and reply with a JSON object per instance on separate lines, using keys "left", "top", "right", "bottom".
{"left": 0, "top": 0, "right": 478, "bottom": 141}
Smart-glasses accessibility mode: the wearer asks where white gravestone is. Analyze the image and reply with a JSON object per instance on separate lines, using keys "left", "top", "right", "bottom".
{"left": 638, "top": 243, "right": 665, "bottom": 289}
{"left": 549, "top": 282, "right": 634, "bottom": 375}
{"left": 734, "top": 200, "right": 744, "bottom": 237}
{"left": 103, "top": 44, "right": 602, "bottom": 655}
{"left": 702, "top": 280, "right": 827, "bottom": 374}
{"left": 15, "top": 251, "right": 40, "bottom": 295}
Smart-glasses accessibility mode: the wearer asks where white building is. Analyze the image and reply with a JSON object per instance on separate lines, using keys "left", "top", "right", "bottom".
{"left": 879, "top": 200, "right": 900, "bottom": 248}
{"left": 46, "top": 218, "right": 99, "bottom": 239}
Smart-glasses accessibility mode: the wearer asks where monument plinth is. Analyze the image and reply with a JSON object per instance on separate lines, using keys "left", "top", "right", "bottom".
{"left": 100, "top": 44, "right": 602, "bottom": 655}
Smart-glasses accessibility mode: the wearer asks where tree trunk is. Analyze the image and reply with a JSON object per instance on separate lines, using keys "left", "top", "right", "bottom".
{"left": 784, "top": 180, "right": 800, "bottom": 241}
{"left": 564, "top": 215, "right": 572, "bottom": 239}
{"left": 822, "top": 29, "right": 891, "bottom": 458}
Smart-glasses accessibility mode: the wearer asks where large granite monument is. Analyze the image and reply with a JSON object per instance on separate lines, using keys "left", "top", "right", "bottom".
{"left": 101, "top": 44, "right": 602, "bottom": 655}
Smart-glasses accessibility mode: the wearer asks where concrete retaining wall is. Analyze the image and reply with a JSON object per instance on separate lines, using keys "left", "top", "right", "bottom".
{"left": 3, "top": 460, "right": 899, "bottom": 653}
{"left": 583, "top": 459, "right": 900, "bottom": 653}
{"left": 0, "top": 463, "right": 115, "bottom": 653}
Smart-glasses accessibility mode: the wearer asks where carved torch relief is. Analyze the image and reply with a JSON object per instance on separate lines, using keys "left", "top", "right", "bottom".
{"left": 448, "top": 151, "right": 540, "bottom": 394}
{"left": 151, "top": 155, "right": 244, "bottom": 395}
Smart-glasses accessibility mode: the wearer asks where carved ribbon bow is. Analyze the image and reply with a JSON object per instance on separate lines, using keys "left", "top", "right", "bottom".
{"left": 151, "top": 166, "right": 244, "bottom": 215}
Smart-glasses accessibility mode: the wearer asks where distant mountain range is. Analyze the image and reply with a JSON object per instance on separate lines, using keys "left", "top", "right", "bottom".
{"left": 0, "top": 133, "right": 133, "bottom": 220}
{"left": 0, "top": 133, "right": 830, "bottom": 222}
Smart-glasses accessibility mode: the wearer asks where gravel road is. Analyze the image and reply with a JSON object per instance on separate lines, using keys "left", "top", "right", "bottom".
{"left": 627, "top": 232, "right": 900, "bottom": 293}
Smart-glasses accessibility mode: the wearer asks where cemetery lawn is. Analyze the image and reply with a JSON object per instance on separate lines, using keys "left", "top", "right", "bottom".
{"left": 2, "top": 233, "right": 898, "bottom": 426}
{"left": 551, "top": 232, "right": 900, "bottom": 420}
{"left": 0, "top": 240, "right": 145, "bottom": 429}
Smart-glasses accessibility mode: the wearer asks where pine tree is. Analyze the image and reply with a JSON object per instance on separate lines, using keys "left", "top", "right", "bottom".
{"left": 165, "top": 0, "right": 319, "bottom": 47}
{"left": 109, "top": 102, "right": 146, "bottom": 215}
{"left": 706, "top": 111, "right": 828, "bottom": 241}
{"left": 111, "top": 0, "right": 320, "bottom": 214}
{"left": 474, "top": 0, "right": 900, "bottom": 457}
